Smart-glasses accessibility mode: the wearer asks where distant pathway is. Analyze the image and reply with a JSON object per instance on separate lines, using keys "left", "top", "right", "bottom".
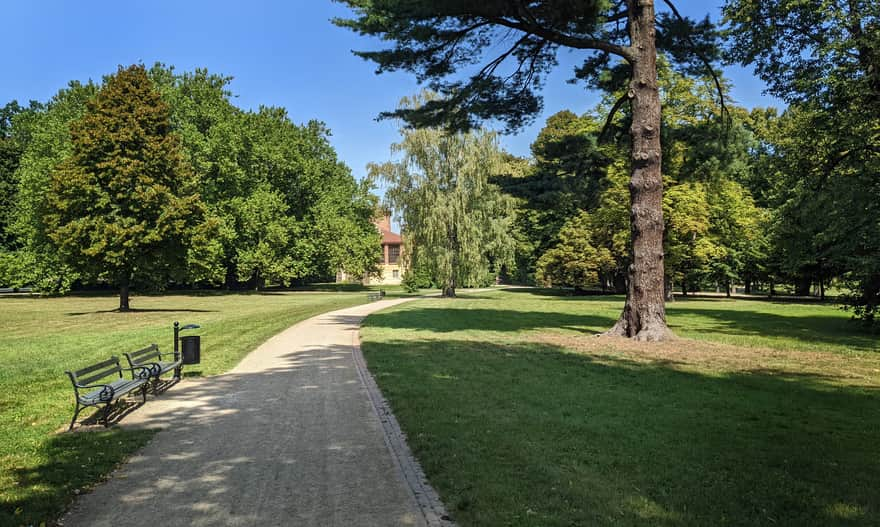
{"left": 63, "top": 296, "right": 457, "bottom": 527}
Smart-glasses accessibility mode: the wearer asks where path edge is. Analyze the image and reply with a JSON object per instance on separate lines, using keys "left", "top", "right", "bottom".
{"left": 351, "top": 329, "right": 457, "bottom": 527}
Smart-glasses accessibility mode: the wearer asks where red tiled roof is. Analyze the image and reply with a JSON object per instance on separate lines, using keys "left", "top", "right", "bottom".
{"left": 380, "top": 229, "right": 402, "bottom": 245}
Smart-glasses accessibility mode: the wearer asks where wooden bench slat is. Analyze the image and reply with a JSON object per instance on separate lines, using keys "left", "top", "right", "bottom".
{"left": 80, "top": 379, "right": 145, "bottom": 403}
{"left": 74, "top": 357, "right": 119, "bottom": 377}
{"left": 124, "top": 344, "right": 181, "bottom": 385}
{"left": 78, "top": 366, "right": 122, "bottom": 386}
{"left": 67, "top": 355, "right": 150, "bottom": 430}
{"left": 128, "top": 344, "right": 159, "bottom": 360}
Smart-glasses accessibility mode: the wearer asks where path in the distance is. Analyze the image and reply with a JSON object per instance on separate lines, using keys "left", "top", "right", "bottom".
{"left": 63, "top": 296, "right": 453, "bottom": 527}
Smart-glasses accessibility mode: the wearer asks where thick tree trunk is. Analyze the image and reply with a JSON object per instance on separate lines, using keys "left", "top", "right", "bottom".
{"left": 119, "top": 279, "right": 131, "bottom": 312}
{"left": 744, "top": 280, "right": 752, "bottom": 294}
{"left": 795, "top": 276, "right": 811, "bottom": 297}
{"left": 613, "top": 273, "right": 627, "bottom": 294}
{"left": 605, "top": 0, "right": 673, "bottom": 341}
{"left": 442, "top": 278, "right": 456, "bottom": 298}
{"left": 224, "top": 263, "right": 237, "bottom": 290}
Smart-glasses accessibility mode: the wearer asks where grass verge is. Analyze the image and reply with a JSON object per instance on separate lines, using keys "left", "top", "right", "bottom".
{"left": 0, "top": 290, "right": 367, "bottom": 526}
{"left": 361, "top": 289, "right": 879, "bottom": 526}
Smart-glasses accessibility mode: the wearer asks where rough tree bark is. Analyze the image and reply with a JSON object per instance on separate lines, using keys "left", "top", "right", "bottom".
{"left": 605, "top": 0, "right": 674, "bottom": 341}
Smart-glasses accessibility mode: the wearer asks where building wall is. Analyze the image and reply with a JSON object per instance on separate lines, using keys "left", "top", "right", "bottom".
{"left": 335, "top": 212, "right": 405, "bottom": 285}
{"left": 366, "top": 262, "right": 403, "bottom": 285}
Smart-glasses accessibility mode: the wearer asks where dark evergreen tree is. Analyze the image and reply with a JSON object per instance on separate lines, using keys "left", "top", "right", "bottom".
{"left": 44, "top": 65, "right": 207, "bottom": 311}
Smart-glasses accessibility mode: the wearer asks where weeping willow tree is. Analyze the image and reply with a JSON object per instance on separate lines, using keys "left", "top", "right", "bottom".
{"left": 370, "top": 96, "right": 515, "bottom": 297}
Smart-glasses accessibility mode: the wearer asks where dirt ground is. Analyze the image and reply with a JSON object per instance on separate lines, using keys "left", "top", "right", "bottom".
{"left": 533, "top": 333, "right": 880, "bottom": 389}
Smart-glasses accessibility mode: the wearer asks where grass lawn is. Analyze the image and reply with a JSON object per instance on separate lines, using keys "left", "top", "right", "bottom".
{"left": 0, "top": 289, "right": 370, "bottom": 526}
{"left": 360, "top": 289, "right": 880, "bottom": 526}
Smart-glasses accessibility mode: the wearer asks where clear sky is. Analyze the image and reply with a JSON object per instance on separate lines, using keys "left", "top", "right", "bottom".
{"left": 1, "top": 1, "right": 783, "bottom": 182}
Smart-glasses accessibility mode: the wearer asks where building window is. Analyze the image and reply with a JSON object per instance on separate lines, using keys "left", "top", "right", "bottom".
{"left": 393, "top": 269, "right": 399, "bottom": 279}
{"left": 388, "top": 244, "right": 400, "bottom": 264}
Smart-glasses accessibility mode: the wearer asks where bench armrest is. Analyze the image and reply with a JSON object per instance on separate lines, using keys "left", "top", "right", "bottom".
{"left": 125, "top": 365, "right": 155, "bottom": 379}
{"left": 76, "top": 383, "right": 116, "bottom": 402}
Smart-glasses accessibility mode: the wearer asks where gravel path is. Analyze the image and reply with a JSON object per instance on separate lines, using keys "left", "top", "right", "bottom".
{"left": 62, "top": 297, "right": 453, "bottom": 527}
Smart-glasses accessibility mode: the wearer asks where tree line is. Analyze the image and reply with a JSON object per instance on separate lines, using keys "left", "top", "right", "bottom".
{"left": 338, "top": 0, "right": 879, "bottom": 328}
{"left": 0, "top": 64, "right": 380, "bottom": 309}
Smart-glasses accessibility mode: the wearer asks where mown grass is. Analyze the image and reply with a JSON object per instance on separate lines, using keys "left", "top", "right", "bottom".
{"left": 361, "top": 289, "right": 880, "bottom": 526}
{"left": 0, "top": 290, "right": 369, "bottom": 527}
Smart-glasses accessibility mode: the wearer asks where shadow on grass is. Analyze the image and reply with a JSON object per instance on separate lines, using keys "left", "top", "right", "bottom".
{"left": 667, "top": 305, "right": 878, "bottom": 352}
{"left": 367, "top": 306, "right": 617, "bottom": 334}
{"left": 502, "top": 287, "right": 626, "bottom": 300}
{"left": 362, "top": 338, "right": 880, "bottom": 526}
{"left": 66, "top": 308, "right": 218, "bottom": 316}
{"left": 286, "top": 283, "right": 372, "bottom": 292}
{"left": 2, "top": 428, "right": 155, "bottom": 526}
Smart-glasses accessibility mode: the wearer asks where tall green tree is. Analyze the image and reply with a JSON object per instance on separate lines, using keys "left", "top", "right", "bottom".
{"left": 0, "top": 101, "right": 43, "bottom": 250}
{"left": 536, "top": 211, "right": 615, "bottom": 290}
{"left": 7, "top": 82, "right": 98, "bottom": 291}
{"left": 335, "top": 0, "right": 722, "bottom": 340}
{"left": 44, "top": 65, "right": 208, "bottom": 311}
{"left": 149, "top": 65, "right": 381, "bottom": 287}
{"left": 495, "top": 111, "right": 610, "bottom": 268}
{"left": 725, "top": 0, "right": 880, "bottom": 320}
{"left": 370, "top": 95, "right": 515, "bottom": 297}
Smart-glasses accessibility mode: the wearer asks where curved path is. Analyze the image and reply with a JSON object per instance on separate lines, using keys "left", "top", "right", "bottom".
{"left": 63, "top": 297, "right": 453, "bottom": 527}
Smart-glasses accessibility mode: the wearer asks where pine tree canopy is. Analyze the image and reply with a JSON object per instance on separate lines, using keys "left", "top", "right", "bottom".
{"left": 334, "top": 0, "right": 720, "bottom": 132}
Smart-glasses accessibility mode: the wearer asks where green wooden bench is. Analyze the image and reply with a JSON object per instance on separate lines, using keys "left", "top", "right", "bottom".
{"left": 124, "top": 343, "right": 182, "bottom": 389}
{"left": 65, "top": 357, "right": 151, "bottom": 430}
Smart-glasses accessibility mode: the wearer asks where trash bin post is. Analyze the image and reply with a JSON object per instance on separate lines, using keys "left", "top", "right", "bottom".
{"left": 173, "top": 321, "right": 180, "bottom": 379}
{"left": 173, "top": 321, "right": 201, "bottom": 379}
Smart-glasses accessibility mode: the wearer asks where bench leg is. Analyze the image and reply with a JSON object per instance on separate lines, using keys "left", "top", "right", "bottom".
{"left": 68, "top": 403, "right": 83, "bottom": 431}
{"left": 102, "top": 402, "right": 113, "bottom": 427}
{"left": 142, "top": 383, "right": 149, "bottom": 402}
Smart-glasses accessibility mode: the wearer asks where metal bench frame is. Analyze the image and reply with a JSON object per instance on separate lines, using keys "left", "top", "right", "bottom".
{"left": 367, "top": 290, "right": 387, "bottom": 301}
{"left": 66, "top": 356, "right": 151, "bottom": 430}
{"left": 124, "top": 343, "right": 183, "bottom": 388}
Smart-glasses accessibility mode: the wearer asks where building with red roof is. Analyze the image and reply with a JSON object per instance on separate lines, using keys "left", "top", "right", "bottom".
{"left": 336, "top": 212, "right": 404, "bottom": 285}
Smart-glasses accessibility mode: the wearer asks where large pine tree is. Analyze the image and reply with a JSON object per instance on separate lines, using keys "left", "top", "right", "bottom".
{"left": 334, "top": 0, "right": 722, "bottom": 340}
{"left": 45, "top": 64, "right": 205, "bottom": 311}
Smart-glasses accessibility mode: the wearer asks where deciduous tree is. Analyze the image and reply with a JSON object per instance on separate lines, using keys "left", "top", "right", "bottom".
{"left": 370, "top": 95, "right": 515, "bottom": 297}
{"left": 725, "top": 0, "right": 880, "bottom": 320}
{"left": 44, "top": 65, "right": 208, "bottom": 311}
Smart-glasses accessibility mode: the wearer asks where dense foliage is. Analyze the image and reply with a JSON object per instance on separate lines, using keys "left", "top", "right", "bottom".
{"left": 724, "top": 0, "right": 880, "bottom": 322}
{"left": 0, "top": 64, "right": 380, "bottom": 299}
{"left": 370, "top": 94, "right": 515, "bottom": 297}
{"left": 44, "top": 65, "right": 207, "bottom": 310}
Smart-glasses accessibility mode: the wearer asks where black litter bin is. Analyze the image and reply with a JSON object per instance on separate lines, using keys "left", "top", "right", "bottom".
{"left": 180, "top": 335, "right": 201, "bottom": 365}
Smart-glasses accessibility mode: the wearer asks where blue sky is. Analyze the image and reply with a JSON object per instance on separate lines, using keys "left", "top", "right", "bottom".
{"left": 2, "top": 1, "right": 782, "bottom": 182}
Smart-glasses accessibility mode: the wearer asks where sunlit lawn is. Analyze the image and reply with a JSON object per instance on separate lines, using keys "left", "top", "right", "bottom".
{"left": 0, "top": 290, "right": 369, "bottom": 526}
{"left": 361, "top": 289, "right": 880, "bottom": 526}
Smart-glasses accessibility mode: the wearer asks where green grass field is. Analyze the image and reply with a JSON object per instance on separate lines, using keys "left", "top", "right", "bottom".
{"left": 0, "top": 289, "right": 371, "bottom": 526}
{"left": 361, "top": 289, "right": 880, "bottom": 526}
